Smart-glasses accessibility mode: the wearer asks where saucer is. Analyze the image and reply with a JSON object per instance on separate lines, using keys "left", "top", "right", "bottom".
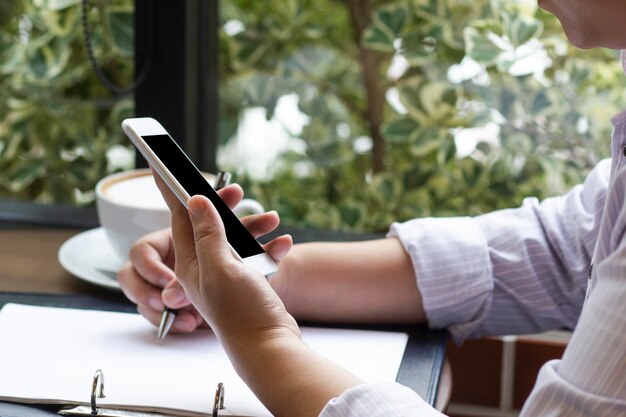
{"left": 58, "top": 227, "right": 124, "bottom": 290}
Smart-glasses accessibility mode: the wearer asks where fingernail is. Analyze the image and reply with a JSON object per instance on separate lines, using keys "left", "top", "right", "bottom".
{"left": 163, "top": 285, "right": 186, "bottom": 305}
{"left": 188, "top": 197, "right": 206, "bottom": 219}
{"left": 148, "top": 295, "right": 164, "bottom": 311}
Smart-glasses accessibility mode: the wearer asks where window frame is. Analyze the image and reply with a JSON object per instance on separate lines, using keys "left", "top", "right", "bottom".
{"left": 134, "top": 0, "right": 219, "bottom": 173}
{"left": 0, "top": 1, "right": 220, "bottom": 225}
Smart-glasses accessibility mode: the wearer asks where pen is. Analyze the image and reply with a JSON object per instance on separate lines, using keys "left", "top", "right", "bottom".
{"left": 157, "top": 170, "right": 232, "bottom": 341}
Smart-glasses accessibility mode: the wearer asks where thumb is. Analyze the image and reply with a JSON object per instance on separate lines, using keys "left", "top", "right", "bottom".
{"left": 187, "top": 195, "right": 234, "bottom": 273}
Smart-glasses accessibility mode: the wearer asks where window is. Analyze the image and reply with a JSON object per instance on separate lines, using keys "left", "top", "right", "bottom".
{"left": 216, "top": 0, "right": 624, "bottom": 231}
{"left": 0, "top": 1, "right": 219, "bottom": 216}
{"left": 1, "top": 0, "right": 624, "bottom": 232}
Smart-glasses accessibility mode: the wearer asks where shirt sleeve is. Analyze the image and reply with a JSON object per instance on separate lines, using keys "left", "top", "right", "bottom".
{"left": 388, "top": 159, "right": 610, "bottom": 343}
{"left": 519, "top": 166, "right": 626, "bottom": 417}
{"left": 319, "top": 382, "right": 446, "bottom": 417}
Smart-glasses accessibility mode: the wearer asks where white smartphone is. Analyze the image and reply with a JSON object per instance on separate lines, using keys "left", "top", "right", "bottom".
{"left": 121, "top": 117, "right": 277, "bottom": 277}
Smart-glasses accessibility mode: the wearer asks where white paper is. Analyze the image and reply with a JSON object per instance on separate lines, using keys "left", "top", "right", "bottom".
{"left": 0, "top": 304, "right": 408, "bottom": 417}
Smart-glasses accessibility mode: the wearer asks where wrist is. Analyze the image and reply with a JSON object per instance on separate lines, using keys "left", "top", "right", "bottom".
{"left": 232, "top": 330, "right": 362, "bottom": 417}
{"left": 226, "top": 325, "right": 304, "bottom": 381}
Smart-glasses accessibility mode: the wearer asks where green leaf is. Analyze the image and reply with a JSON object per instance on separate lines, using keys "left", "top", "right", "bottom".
{"left": 464, "top": 27, "right": 501, "bottom": 64}
{"left": 339, "top": 203, "right": 364, "bottom": 228}
{"left": 243, "top": 75, "right": 279, "bottom": 113}
{"left": 42, "top": 8, "right": 78, "bottom": 37}
{"left": 409, "top": 128, "right": 444, "bottom": 157}
{"left": 403, "top": 48, "right": 432, "bottom": 67}
{"left": 48, "top": 0, "right": 80, "bottom": 11}
{"left": 276, "top": 0, "right": 299, "bottom": 20}
{"left": 2, "top": 132, "right": 25, "bottom": 161}
{"left": 28, "top": 47, "right": 48, "bottom": 77}
{"left": 532, "top": 92, "right": 550, "bottom": 113}
{"left": 108, "top": 10, "right": 134, "bottom": 56}
{"left": 505, "top": 132, "right": 533, "bottom": 154}
{"left": 460, "top": 157, "right": 483, "bottom": 187}
{"left": 5, "top": 160, "right": 46, "bottom": 192}
{"left": 234, "top": 36, "right": 270, "bottom": 67}
{"left": 508, "top": 16, "right": 542, "bottom": 46}
{"left": 1, "top": 44, "right": 24, "bottom": 74}
{"left": 284, "top": 46, "right": 338, "bottom": 81}
{"left": 362, "top": 2, "right": 408, "bottom": 53}
{"left": 375, "top": 3, "right": 408, "bottom": 36}
{"left": 419, "top": 82, "right": 453, "bottom": 116}
{"left": 437, "top": 137, "right": 457, "bottom": 166}
{"left": 362, "top": 24, "right": 396, "bottom": 53}
{"left": 372, "top": 175, "right": 399, "bottom": 202}
{"left": 381, "top": 117, "right": 419, "bottom": 143}
{"left": 37, "top": 42, "right": 71, "bottom": 79}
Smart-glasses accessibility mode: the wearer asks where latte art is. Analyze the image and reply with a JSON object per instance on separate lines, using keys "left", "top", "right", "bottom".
{"left": 96, "top": 169, "right": 173, "bottom": 262}
{"left": 104, "top": 175, "right": 167, "bottom": 210}
{"left": 96, "top": 168, "right": 263, "bottom": 262}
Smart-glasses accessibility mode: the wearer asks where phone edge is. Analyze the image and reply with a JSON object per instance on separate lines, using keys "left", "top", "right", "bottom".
{"left": 121, "top": 118, "right": 192, "bottom": 208}
{"left": 121, "top": 118, "right": 278, "bottom": 277}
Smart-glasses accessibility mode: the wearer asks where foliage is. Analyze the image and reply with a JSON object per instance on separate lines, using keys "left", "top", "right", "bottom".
{"left": 220, "top": 0, "right": 625, "bottom": 231}
{"left": 1, "top": 0, "right": 624, "bottom": 231}
{"left": 0, "top": 0, "right": 133, "bottom": 204}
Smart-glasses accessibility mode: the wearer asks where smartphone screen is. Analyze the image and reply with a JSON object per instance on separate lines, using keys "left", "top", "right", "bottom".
{"left": 142, "top": 134, "right": 265, "bottom": 259}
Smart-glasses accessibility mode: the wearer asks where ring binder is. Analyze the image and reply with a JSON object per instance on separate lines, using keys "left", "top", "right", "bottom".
{"left": 0, "top": 299, "right": 445, "bottom": 417}
{"left": 91, "top": 369, "right": 105, "bottom": 414}
{"left": 59, "top": 370, "right": 226, "bottom": 417}
{"left": 213, "top": 383, "right": 225, "bottom": 417}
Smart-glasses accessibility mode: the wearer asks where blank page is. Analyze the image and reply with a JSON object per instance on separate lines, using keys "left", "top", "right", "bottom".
{"left": 0, "top": 304, "right": 408, "bottom": 417}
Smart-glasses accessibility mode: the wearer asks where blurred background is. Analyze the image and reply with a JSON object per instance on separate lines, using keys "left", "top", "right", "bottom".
{"left": 1, "top": 0, "right": 624, "bottom": 232}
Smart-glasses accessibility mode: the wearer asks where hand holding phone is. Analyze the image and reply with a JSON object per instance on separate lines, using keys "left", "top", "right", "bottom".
{"left": 121, "top": 117, "right": 277, "bottom": 277}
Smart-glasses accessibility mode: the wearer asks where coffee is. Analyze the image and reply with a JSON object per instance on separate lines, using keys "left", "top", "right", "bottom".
{"left": 96, "top": 169, "right": 265, "bottom": 264}
{"left": 102, "top": 172, "right": 168, "bottom": 210}
{"left": 96, "top": 169, "right": 172, "bottom": 263}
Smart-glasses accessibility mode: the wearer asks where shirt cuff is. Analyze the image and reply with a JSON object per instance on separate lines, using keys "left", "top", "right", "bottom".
{"left": 320, "top": 382, "right": 445, "bottom": 417}
{"left": 388, "top": 217, "right": 493, "bottom": 343}
{"left": 520, "top": 360, "right": 626, "bottom": 416}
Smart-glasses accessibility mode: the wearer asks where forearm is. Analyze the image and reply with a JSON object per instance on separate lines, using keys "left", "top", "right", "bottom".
{"left": 234, "top": 334, "right": 363, "bottom": 417}
{"left": 272, "top": 239, "right": 425, "bottom": 324}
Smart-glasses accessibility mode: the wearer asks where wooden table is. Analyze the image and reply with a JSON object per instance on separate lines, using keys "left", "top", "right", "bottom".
{"left": 0, "top": 227, "right": 112, "bottom": 295}
{"left": 0, "top": 203, "right": 451, "bottom": 412}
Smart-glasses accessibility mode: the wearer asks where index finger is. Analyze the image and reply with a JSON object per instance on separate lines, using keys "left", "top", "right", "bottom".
{"left": 217, "top": 184, "right": 244, "bottom": 210}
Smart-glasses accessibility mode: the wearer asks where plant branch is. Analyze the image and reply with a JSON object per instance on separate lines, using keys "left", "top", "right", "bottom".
{"left": 346, "top": 0, "right": 386, "bottom": 173}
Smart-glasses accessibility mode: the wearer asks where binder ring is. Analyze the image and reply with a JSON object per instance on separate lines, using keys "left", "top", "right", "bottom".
{"left": 91, "top": 369, "right": 105, "bottom": 415}
{"left": 60, "top": 371, "right": 226, "bottom": 416}
{"left": 212, "top": 382, "right": 225, "bottom": 417}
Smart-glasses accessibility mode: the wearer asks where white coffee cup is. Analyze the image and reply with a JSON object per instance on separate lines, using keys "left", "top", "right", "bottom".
{"left": 95, "top": 168, "right": 265, "bottom": 262}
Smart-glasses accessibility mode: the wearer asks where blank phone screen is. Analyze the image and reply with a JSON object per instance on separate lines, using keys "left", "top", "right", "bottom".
{"left": 142, "top": 134, "right": 265, "bottom": 258}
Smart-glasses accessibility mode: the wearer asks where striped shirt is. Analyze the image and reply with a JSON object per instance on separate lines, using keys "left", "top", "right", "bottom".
{"left": 320, "top": 114, "right": 626, "bottom": 416}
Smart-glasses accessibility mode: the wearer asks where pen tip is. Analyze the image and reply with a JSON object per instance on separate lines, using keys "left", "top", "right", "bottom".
{"left": 157, "top": 308, "right": 176, "bottom": 342}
